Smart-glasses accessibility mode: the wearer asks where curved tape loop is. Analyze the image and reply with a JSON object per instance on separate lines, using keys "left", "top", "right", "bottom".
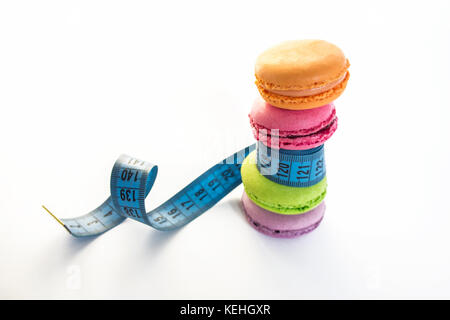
{"left": 56, "top": 144, "right": 255, "bottom": 237}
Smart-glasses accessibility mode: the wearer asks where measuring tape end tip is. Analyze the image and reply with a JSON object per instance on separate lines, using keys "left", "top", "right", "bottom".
{"left": 41, "top": 204, "right": 66, "bottom": 228}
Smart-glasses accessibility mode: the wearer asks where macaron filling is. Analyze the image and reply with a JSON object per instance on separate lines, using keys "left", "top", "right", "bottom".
{"left": 264, "top": 73, "right": 347, "bottom": 98}
{"left": 285, "top": 117, "right": 336, "bottom": 138}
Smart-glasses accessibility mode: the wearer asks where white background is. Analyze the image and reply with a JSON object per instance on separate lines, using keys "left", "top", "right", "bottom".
{"left": 1, "top": 0, "right": 450, "bottom": 299}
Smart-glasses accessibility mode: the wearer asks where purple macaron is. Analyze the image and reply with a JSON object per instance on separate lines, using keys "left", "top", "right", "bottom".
{"left": 241, "top": 192, "right": 325, "bottom": 238}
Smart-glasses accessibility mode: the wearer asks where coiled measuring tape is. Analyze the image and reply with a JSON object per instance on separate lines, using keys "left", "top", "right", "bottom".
{"left": 43, "top": 145, "right": 255, "bottom": 237}
{"left": 256, "top": 141, "right": 325, "bottom": 187}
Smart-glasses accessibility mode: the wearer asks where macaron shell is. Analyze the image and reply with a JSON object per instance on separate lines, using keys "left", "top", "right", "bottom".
{"left": 256, "top": 71, "right": 349, "bottom": 110}
{"left": 255, "top": 40, "right": 349, "bottom": 91}
{"left": 241, "top": 151, "right": 327, "bottom": 215}
{"left": 242, "top": 192, "right": 325, "bottom": 238}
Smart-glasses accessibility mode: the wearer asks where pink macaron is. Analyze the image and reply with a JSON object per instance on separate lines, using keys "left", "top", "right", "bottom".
{"left": 241, "top": 192, "right": 325, "bottom": 238}
{"left": 249, "top": 97, "right": 338, "bottom": 150}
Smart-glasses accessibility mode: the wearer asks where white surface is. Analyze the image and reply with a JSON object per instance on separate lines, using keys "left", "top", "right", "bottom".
{"left": 1, "top": 0, "right": 450, "bottom": 299}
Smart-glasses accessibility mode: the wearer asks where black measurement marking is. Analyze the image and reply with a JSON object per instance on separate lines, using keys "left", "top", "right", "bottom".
{"left": 194, "top": 188, "right": 208, "bottom": 201}
{"left": 127, "top": 158, "right": 145, "bottom": 166}
{"left": 221, "top": 168, "right": 235, "bottom": 181}
{"left": 208, "top": 178, "right": 220, "bottom": 191}
{"left": 315, "top": 159, "right": 324, "bottom": 176}
{"left": 296, "top": 164, "right": 311, "bottom": 180}
{"left": 121, "top": 169, "right": 139, "bottom": 182}
{"left": 166, "top": 208, "right": 182, "bottom": 219}
{"left": 181, "top": 200, "right": 194, "bottom": 210}
{"left": 120, "top": 188, "right": 137, "bottom": 202}
{"left": 104, "top": 210, "right": 113, "bottom": 217}
{"left": 153, "top": 216, "right": 167, "bottom": 224}
{"left": 276, "top": 162, "right": 290, "bottom": 177}
{"left": 122, "top": 206, "right": 141, "bottom": 218}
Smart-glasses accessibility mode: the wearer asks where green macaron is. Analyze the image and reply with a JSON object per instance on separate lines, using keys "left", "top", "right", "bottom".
{"left": 241, "top": 151, "right": 327, "bottom": 215}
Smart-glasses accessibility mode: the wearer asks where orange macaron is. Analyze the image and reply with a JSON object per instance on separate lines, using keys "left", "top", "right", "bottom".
{"left": 255, "top": 39, "right": 350, "bottom": 110}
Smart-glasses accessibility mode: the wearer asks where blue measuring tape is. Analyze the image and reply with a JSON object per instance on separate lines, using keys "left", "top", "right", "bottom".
{"left": 45, "top": 145, "right": 255, "bottom": 237}
{"left": 256, "top": 141, "right": 325, "bottom": 187}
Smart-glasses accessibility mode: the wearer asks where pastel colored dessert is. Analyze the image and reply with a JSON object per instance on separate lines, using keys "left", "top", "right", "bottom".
{"left": 240, "top": 151, "right": 327, "bottom": 215}
{"left": 255, "top": 39, "right": 350, "bottom": 110}
{"left": 242, "top": 192, "right": 325, "bottom": 238}
{"left": 249, "top": 97, "right": 337, "bottom": 150}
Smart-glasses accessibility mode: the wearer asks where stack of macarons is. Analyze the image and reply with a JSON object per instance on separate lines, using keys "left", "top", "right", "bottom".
{"left": 241, "top": 40, "right": 350, "bottom": 238}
